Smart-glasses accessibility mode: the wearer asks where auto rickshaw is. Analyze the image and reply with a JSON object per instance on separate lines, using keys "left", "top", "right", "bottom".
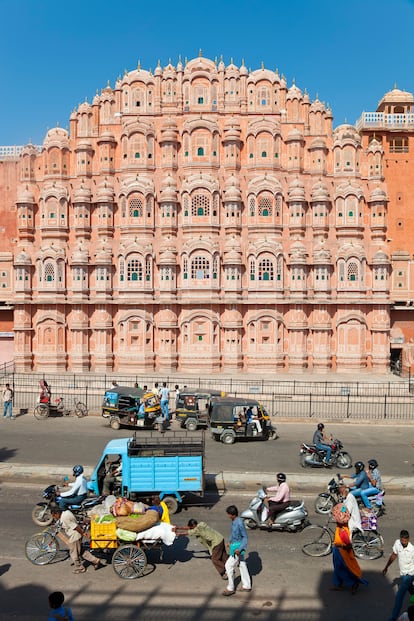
{"left": 209, "top": 396, "right": 278, "bottom": 444}
{"left": 102, "top": 385, "right": 162, "bottom": 431}
{"left": 176, "top": 389, "right": 225, "bottom": 431}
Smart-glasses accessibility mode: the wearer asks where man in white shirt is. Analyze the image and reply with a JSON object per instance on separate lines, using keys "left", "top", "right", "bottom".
{"left": 58, "top": 465, "right": 88, "bottom": 510}
{"left": 160, "top": 382, "right": 170, "bottom": 422}
{"left": 383, "top": 530, "right": 414, "bottom": 621}
{"left": 338, "top": 483, "right": 362, "bottom": 534}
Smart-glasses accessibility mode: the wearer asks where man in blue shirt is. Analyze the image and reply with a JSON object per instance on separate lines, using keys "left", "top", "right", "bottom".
{"left": 222, "top": 505, "right": 252, "bottom": 596}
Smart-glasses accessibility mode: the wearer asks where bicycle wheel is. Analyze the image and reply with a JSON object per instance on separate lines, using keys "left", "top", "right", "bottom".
{"left": 25, "top": 532, "right": 59, "bottom": 565}
{"left": 315, "top": 495, "right": 335, "bottom": 515}
{"left": 75, "top": 402, "right": 88, "bottom": 418}
{"left": 301, "top": 525, "right": 332, "bottom": 557}
{"left": 112, "top": 544, "right": 147, "bottom": 579}
{"left": 352, "top": 530, "right": 384, "bottom": 560}
{"left": 33, "top": 404, "right": 49, "bottom": 420}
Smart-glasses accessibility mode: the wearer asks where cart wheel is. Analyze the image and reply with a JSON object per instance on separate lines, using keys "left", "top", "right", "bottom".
{"left": 75, "top": 402, "right": 88, "bottom": 418}
{"left": 162, "top": 495, "right": 179, "bottom": 514}
{"left": 112, "top": 544, "right": 147, "bottom": 579}
{"left": 110, "top": 416, "right": 121, "bottom": 430}
{"left": 25, "top": 532, "right": 59, "bottom": 565}
{"left": 34, "top": 404, "right": 49, "bottom": 420}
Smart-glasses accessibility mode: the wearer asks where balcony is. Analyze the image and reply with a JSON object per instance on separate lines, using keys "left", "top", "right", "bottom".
{"left": 356, "top": 112, "right": 414, "bottom": 131}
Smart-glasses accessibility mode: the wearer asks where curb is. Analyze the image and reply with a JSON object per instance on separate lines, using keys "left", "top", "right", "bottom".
{"left": 1, "top": 463, "right": 413, "bottom": 495}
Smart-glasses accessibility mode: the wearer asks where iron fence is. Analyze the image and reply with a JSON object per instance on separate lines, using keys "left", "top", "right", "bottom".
{"left": 1, "top": 370, "right": 414, "bottom": 420}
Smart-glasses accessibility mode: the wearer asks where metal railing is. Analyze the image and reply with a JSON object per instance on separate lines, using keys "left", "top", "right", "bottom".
{"left": 1, "top": 370, "right": 414, "bottom": 420}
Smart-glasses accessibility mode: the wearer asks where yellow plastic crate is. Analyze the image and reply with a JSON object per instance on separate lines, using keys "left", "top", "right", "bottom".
{"left": 90, "top": 521, "right": 118, "bottom": 549}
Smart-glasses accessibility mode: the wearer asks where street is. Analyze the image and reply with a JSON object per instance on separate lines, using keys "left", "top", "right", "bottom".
{"left": 1, "top": 414, "right": 414, "bottom": 478}
{"left": 0, "top": 482, "right": 413, "bottom": 621}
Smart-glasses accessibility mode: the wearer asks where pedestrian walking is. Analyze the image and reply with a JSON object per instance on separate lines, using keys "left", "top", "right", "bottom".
{"left": 50, "top": 504, "right": 104, "bottom": 573}
{"left": 47, "top": 591, "right": 74, "bottom": 621}
{"left": 330, "top": 503, "right": 367, "bottom": 594}
{"left": 160, "top": 382, "right": 170, "bottom": 421}
{"left": 2, "top": 383, "right": 14, "bottom": 419}
{"left": 175, "top": 519, "right": 229, "bottom": 578}
{"left": 383, "top": 529, "right": 414, "bottom": 621}
{"left": 222, "top": 505, "right": 252, "bottom": 596}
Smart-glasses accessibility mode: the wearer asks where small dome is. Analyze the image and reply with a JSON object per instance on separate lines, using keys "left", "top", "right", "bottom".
{"left": 14, "top": 250, "right": 31, "bottom": 265}
{"left": 98, "top": 130, "right": 116, "bottom": 144}
{"left": 73, "top": 184, "right": 92, "bottom": 202}
{"left": 310, "top": 98, "right": 325, "bottom": 113}
{"left": 286, "top": 83, "right": 303, "bottom": 100}
{"left": 96, "top": 181, "right": 115, "bottom": 202}
{"left": 17, "top": 185, "right": 35, "bottom": 204}
{"left": 154, "top": 62, "right": 163, "bottom": 77}
{"left": 160, "top": 174, "right": 178, "bottom": 202}
{"left": 287, "top": 178, "right": 306, "bottom": 201}
{"left": 71, "top": 243, "right": 89, "bottom": 264}
{"left": 43, "top": 127, "right": 69, "bottom": 149}
{"left": 223, "top": 174, "right": 241, "bottom": 202}
{"left": 372, "top": 250, "right": 389, "bottom": 264}
{"left": 159, "top": 248, "right": 177, "bottom": 264}
{"left": 239, "top": 63, "right": 248, "bottom": 77}
{"left": 286, "top": 127, "right": 304, "bottom": 142}
{"left": 378, "top": 87, "right": 414, "bottom": 106}
{"left": 368, "top": 186, "right": 388, "bottom": 203}
{"left": 311, "top": 180, "right": 330, "bottom": 202}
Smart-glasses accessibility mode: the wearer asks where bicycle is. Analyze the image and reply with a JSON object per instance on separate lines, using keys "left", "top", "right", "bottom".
{"left": 33, "top": 396, "right": 88, "bottom": 420}
{"left": 301, "top": 517, "right": 384, "bottom": 560}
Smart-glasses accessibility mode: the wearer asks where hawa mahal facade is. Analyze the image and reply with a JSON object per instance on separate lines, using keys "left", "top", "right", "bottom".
{"left": 0, "top": 54, "right": 413, "bottom": 374}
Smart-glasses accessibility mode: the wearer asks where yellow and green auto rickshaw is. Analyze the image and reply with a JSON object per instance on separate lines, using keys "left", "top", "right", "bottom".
{"left": 208, "top": 396, "right": 278, "bottom": 444}
{"left": 102, "top": 385, "right": 162, "bottom": 431}
{"left": 176, "top": 389, "right": 225, "bottom": 431}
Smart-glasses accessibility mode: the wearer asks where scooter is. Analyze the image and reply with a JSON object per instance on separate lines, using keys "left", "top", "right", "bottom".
{"left": 241, "top": 486, "right": 308, "bottom": 532}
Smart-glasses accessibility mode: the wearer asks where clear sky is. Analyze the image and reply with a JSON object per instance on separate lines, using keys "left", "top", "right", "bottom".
{"left": 1, "top": 0, "right": 414, "bottom": 146}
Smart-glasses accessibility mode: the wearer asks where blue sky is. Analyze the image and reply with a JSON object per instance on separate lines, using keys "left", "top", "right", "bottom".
{"left": 1, "top": 0, "right": 414, "bottom": 146}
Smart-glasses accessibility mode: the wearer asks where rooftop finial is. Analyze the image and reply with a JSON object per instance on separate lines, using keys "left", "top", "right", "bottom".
{"left": 137, "top": 60, "right": 141, "bottom": 70}
{"left": 199, "top": 48, "right": 203, "bottom": 57}
{"left": 261, "top": 61, "right": 264, "bottom": 70}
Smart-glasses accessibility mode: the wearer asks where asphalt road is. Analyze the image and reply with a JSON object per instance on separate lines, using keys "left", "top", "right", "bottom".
{"left": 1, "top": 482, "right": 413, "bottom": 621}
{"left": 1, "top": 413, "right": 414, "bottom": 479}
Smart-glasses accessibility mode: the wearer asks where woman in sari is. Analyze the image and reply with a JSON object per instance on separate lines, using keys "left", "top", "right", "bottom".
{"left": 331, "top": 503, "right": 368, "bottom": 594}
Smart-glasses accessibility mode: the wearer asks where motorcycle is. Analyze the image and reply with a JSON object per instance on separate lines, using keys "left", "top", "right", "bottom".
{"left": 32, "top": 484, "right": 104, "bottom": 526}
{"left": 314, "top": 474, "right": 385, "bottom": 517}
{"left": 299, "top": 438, "right": 352, "bottom": 469}
{"left": 241, "top": 486, "right": 309, "bottom": 532}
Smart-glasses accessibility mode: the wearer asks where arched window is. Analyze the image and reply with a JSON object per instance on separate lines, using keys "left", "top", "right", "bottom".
{"left": 197, "top": 147, "right": 204, "bottom": 156}
{"left": 129, "top": 198, "right": 143, "bottom": 218}
{"left": 191, "top": 194, "right": 210, "bottom": 216}
{"left": 44, "top": 262, "right": 55, "bottom": 283}
{"left": 258, "top": 195, "right": 273, "bottom": 217}
{"left": 127, "top": 258, "right": 143, "bottom": 281}
{"left": 258, "top": 258, "right": 274, "bottom": 281}
{"left": 348, "top": 261, "right": 358, "bottom": 282}
{"left": 191, "top": 256, "right": 210, "bottom": 279}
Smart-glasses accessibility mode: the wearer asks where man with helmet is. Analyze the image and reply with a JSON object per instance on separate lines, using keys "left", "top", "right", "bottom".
{"left": 266, "top": 473, "right": 290, "bottom": 524}
{"left": 343, "top": 461, "right": 370, "bottom": 504}
{"left": 58, "top": 465, "right": 88, "bottom": 510}
{"left": 313, "top": 423, "right": 332, "bottom": 464}
{"left": 360, "top": 459, "right": 383, "bottom": 509}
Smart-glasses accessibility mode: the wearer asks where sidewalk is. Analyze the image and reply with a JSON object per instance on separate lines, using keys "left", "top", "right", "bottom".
{"left": 1, "top": 462, "right": 413, "bottom": 494}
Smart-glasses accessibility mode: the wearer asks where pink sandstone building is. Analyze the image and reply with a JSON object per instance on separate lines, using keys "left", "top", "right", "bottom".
{"left": 0, "top": 54, "right": 411, "bottom": 375}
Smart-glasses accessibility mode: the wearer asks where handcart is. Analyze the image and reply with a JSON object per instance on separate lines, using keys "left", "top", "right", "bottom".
{"left": 25, "top": 520, "right": 165, "bottom": 580}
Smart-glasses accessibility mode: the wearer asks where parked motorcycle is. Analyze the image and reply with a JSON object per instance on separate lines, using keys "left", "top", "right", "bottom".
{"left": 299, "top": 438, "right": 352, "bottom": 469}
{"left": 32, "top": 484, "right": 104, "bottom": 526}
{"left": 241, "top": 487, "right": 309, "bottom": 532}
{"left": 315, "top": 475, "right": 385, "bottom": 517}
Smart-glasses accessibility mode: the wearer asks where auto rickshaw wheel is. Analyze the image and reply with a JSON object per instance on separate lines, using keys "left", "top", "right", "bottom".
{"left": 221, "top": 432, "right": 235, "bottom": 445}
{"left": 33, "top": 404, "right": 49, "bottom": 420}
{"left": 162, "top": 495, "right": 179, "bottom": 514}
{"left": 268, "top": 429, "right": 278, "bottom": 440}
{"left": 110, "top": 416, "right": 121, "bottom": 430}
{"left": 112, "top": 544, "right": 147, "bottom": 579}
{"left": 185, "top": 418, "right": 198, "bottom": 432}
{"left": 75, "top": 402, "right": 88, "bottom": 417}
